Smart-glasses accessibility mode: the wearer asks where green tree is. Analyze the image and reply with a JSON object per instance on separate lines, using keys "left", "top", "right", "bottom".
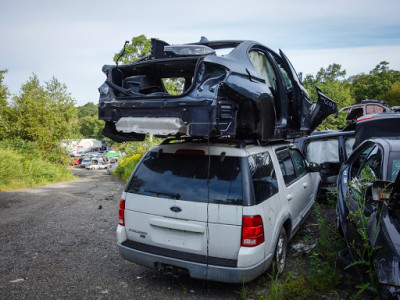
{"left": 386, "top": 81, "right": 400, "bottom": 106}
{"left": 113, "top": 34, "right": 152, "bottom": 64}
{"left": 0, "top": 69, "right": 13, "bottom": 140}
{"left": 350, "top": 61, "right": 400, "bottom": 102}
{"left": 10, "top": 74, "right": 79, "bottom": 164}
{"left": 0, "top": 69, "right": 9, "bottom": 106}
{"left": 79, "top": 115, "right": 104, "bottom": 139}
{"left": 316, "top": 63, "right": 346, "bottom": 82}
{"left": 303, "top": 64, "right": 356, "bottom": 129}
{"left": 77, "top": 102, "right": 98, "bottom": 118}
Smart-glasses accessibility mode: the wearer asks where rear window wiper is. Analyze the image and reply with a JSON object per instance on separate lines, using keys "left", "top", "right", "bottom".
{"left": 143, "top": 190, "right": 181, "bottom": 200}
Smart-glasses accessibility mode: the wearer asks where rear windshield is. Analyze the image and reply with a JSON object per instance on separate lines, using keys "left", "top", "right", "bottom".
{"left": 127, "top": 152, "right": 243, "bottom": 205}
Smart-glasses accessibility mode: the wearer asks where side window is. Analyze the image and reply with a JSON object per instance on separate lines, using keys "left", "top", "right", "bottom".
{"left": 348, "top": 107, "right": 363, "bottom": 120}
{"left": 389, "top": 154, "right": 400, "bottom": 181}
{"left": 350, "top": 145, "right": 374, "bottom": 180}
{"left": 277, "top": 150, "right": 296, "bottom": 185}
{"left": 349, "top": 145, "right": 382, "bottom": 200}
{"left": 274, "top": 60, "right": 293, "bottom": 90}
{"left": 342, "top": 108, "right": 350, "bottom": 113}
{"left": 344, "top": 137, "right": 355, "bottom": 158}
{"left": 248, "top": 152, "right": 278, "bottom": 204}
{"left": 358, "top": 146, "right": 383, "bottom": 182}
{"left": 366, "top": 105, "right": 384, "bottom": 114}
{"left": 248, "top": 50, "right": 277, "bottom": 91}
{"left": 290, "top": 149, "right": 308, "bottom": 178}
{"left": 306, "top": 139, "right": 339, "bottom": 164}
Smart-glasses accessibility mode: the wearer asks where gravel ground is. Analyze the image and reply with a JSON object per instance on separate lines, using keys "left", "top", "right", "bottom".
{"left": 0, "top": 168, "right": 352, "bottom": 299}
{"left": 0, "top": 168, "right": 243, "bottom": 299}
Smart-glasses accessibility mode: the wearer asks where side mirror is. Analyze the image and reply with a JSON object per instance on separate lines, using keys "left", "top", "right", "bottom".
{"left": 308, "top": 162, "right": 320, "bottom": 173}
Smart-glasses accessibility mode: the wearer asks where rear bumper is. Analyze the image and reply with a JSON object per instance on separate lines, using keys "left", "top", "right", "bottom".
{"left": 98, "top": 98, "right": 237, "bottom": 138}
{"left": 117, "top": 242, "right": 272, "bottom": 283}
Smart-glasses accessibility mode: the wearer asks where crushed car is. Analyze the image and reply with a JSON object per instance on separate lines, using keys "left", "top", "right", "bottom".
{"left": 339, "top": 99, "right": 393, "bottom": 125}
{"left": 98, "top": 38, "right": 337, "bottom": 143}
{"left": 345, "top": 113, "right": 400, "bottom": 149}
{"left": 336, "top": 137, "right": 400, "bottom": 298}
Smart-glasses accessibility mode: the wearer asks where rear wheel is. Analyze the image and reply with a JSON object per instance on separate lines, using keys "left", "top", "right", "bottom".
{"left": 274, "top": 227, "right": 288, "bottom": 274}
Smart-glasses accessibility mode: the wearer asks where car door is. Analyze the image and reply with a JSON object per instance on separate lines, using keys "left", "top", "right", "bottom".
{"left": 344, "top": 143, "right": 382, "bottom": 247}
{"left": 276, "top": 148, "right": 314, "bottom": 229}
{"left": 247, "top": 150, "right": 281, "bottom": 256}
{"left": 279, "top": 50, "right": 337, "bottom": 132}
{"left": 289, "top": 149, "right": 315, "bottom": 216}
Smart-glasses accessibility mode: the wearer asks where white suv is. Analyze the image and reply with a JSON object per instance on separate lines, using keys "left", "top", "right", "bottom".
{"left": 116, "top": 139, "right": 320, "bottom": 283}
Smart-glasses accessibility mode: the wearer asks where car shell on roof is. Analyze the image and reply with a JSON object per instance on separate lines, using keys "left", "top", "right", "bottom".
{"left": 98, "top": 38, "right": 337, "bottom": 143}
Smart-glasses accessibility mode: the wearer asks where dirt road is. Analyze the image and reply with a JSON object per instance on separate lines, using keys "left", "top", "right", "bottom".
{"left": 0, "top": 168, "right": 240, "bottom": 299}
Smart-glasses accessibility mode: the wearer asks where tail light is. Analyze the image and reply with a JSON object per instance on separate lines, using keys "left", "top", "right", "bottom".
{"left": 241, "top": 215, "right": 264, "bottom": 247}
{"left": 118, "top": 200, "right": 125, "bottom": 226}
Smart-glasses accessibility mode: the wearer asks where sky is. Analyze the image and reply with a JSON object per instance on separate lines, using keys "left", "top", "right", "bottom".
{"left": 1, "top": 0, "right": 400, "bottom": 106}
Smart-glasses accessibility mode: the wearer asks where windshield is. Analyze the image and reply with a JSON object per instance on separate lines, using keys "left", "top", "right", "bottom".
{"left": 127, "top": 152, "right": 243, "bottom": 205}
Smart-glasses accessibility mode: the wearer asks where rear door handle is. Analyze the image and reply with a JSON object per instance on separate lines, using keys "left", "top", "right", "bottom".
{"left": 287, "top": 194, "right": 293, "bottom": 201}
{"left": 303, "top": 182, "right": 308, "bottom": 188}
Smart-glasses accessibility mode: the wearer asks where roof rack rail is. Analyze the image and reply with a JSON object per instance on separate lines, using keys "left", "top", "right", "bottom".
{"left": 160, "top": 136, "right": 260, "bottom": 148}
{"left": 360, "top": 99, "right": 386, "bottom": 104}
{"left": 160, "top": 136, "right": 289, "bottom": 149}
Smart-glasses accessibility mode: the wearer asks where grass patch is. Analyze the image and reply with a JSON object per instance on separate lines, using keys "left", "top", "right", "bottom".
{"left": 0, "top": 146, "right": 74, "bottom": 191}
{"left": 238, "top": 203, "right": 348, "bottom": 300}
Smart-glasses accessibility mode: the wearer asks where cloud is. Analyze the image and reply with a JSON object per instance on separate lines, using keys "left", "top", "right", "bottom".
{"left": 1, "top": 0, "right": 400, "bottom": 106}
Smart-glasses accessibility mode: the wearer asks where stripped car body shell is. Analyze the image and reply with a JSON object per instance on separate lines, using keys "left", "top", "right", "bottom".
{"left": 336, "top": 138, "right": 400, "bottom": 297}
{"left": 98, "top": 39, "right": 337, "bottom": 142}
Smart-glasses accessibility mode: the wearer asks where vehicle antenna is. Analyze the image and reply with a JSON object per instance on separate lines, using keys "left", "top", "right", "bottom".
{"left": 116, "top": 41, "right": 129, "bottom": 67}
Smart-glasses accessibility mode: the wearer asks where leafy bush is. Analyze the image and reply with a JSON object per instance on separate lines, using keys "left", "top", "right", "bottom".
{"left": 113, "top": 135, "right": 163, "bottom": 181}
{"left": 114, "top": 152, "right": 143, "bottom": 181}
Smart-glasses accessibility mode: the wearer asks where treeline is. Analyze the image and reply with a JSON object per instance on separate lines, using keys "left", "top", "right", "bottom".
{"left": 301, "top": 61, "right": 400, "bottom": 129}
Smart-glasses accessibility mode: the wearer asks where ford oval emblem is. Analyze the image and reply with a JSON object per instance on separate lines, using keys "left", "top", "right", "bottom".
{"left": 170, "top": 206, "right": 182, "bottom": 213}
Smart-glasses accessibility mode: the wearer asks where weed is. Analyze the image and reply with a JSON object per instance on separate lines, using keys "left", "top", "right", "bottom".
{"left": 260, "top": 271, "right": 314, "bottom": 300}
{"left": 236, "top": 281, "right": 251, "bottom": 300}
{"left": 326, "top": 189, "right": 338, "bottom": 206}
{"left": 250, "top": 203, "right": 346, "bottom": 299}
{"left": 343, "top": 172, "right": 383, "bottom": 297}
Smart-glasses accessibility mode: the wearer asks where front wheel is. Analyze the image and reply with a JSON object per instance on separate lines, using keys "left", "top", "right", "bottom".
{"left": 274, "top": 227, "right": 288, "bottom": 274}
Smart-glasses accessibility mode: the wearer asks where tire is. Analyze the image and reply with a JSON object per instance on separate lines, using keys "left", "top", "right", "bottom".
{"left": 336, "top": 248, "right": 363, "bottom": 282}
{"left": 274, "top": 227, "right": 288, "bottom": 274}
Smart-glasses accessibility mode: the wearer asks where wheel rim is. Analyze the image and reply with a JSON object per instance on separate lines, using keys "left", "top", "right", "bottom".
{"left": 275, "top": 233, "right": 287, "bottom": 273}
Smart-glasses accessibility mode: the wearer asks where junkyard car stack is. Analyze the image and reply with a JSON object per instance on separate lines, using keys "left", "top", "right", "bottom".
{"left": 98, "top": 38, "right": 340, "bottom": 283}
